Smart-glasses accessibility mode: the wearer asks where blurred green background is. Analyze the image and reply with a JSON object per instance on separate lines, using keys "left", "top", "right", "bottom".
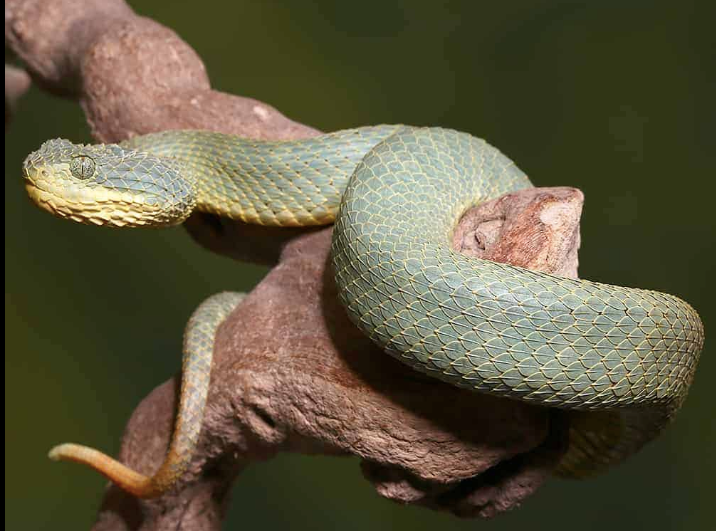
{"left": 5, "top": 1, "right": 715, "bottom": 529}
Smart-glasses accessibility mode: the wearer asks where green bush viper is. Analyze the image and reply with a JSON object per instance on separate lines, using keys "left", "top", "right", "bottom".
{"left": 22, "top": 126, "right": 704, "bottom": 497}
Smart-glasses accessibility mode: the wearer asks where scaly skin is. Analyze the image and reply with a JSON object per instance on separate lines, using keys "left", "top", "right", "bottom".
{"left": 24, "top": 126, "right": 704, "bottom": 495}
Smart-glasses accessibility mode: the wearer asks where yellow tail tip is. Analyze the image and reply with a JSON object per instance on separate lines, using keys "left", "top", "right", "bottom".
{"left": 47, "top": 442, "right": 156, "bottom": 497}
{"left": 48, "top": 443, "right": 75, "bottom": 461}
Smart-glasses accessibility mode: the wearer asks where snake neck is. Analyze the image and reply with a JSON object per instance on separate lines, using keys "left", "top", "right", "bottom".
{"left": 122, "top": 126, "right": 403, "bottom": 226}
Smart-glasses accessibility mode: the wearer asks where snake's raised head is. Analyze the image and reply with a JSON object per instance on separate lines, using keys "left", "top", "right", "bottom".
{"left": 23, "top": 139, "right": 196, "bottom": 228}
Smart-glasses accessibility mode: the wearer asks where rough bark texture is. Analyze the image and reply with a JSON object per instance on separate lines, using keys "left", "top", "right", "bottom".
{"left": 7, "top": 1, "right": 585, "bottom": 529}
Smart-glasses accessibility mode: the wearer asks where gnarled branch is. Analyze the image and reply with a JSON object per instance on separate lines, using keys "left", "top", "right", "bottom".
{"left": 7, "top": 1, "right": 583, "bottom": 529}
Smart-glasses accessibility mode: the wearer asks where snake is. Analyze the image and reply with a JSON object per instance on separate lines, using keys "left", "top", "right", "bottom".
{"left": 23, "top": 126, "right": 704, "bottom": 497}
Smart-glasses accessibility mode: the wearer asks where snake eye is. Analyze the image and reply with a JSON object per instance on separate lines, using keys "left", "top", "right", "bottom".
{"left": 70, "top": 155, "right": 96, "bottom": 180}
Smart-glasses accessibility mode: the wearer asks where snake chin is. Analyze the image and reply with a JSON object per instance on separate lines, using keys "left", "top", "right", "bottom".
{"left": 24, "top": 178, "right": 171, "bottom": 228}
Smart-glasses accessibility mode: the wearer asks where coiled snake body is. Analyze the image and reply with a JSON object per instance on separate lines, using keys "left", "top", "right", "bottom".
{"left": 23, "top": 126, "right": 704, "bottom": 497}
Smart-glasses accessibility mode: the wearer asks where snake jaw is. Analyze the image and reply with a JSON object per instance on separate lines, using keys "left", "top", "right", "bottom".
{"left": 24, "top": 177, "right": 171, "bottom": 227}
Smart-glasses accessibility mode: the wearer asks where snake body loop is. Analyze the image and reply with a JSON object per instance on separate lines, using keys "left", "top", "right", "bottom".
{"left": 24, "top": 126, "right": 704, "bottom": 494}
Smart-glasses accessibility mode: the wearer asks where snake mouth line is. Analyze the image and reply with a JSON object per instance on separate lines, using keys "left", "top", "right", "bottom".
{"left": 24, "top": 181, "right": 79, "bottom": 222}
{"left": 24, "top": 180, "right": 52, "bottom": 207}
{"left": 24, "top": 180, "right": 67, "bottom": 210}
{"left": 26, "top": 181, "right": 169, "bottom": 227}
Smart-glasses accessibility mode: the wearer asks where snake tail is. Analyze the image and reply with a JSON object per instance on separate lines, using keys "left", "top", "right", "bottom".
{"left": 48, "top": 291, "right": 245, "bottom": 497}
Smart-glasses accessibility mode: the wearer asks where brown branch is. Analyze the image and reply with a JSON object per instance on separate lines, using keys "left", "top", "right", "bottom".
{"left": 7, "top": 1, "right": 584, "bottom": 529}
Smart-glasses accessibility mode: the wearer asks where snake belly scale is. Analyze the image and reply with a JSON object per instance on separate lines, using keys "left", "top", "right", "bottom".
{"left": 23, "top": 126, "right": 704, "bottom": 496}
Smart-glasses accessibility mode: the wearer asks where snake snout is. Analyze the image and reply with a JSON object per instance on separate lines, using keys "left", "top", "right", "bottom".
{"left": 22, "top": 165, "right": 45, "bottom": 193}
{"left": 22, "top": 165, "right": 46, "bottom": 183}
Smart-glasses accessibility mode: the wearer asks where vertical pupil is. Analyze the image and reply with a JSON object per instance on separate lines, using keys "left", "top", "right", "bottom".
{"left": 81, "top": 158, "right": 93, "bottom": 178}
{"left": 72, "top": 157, "right": 94, "bottom": 179}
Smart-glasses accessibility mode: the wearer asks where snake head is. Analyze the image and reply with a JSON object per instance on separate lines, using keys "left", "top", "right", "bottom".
{"left": 22, "top": 139, "right": 196, "bottom": 228}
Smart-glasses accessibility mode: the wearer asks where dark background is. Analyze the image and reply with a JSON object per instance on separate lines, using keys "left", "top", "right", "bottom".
{"left": 5, "top": 1, "right": 715, "bottom": 530}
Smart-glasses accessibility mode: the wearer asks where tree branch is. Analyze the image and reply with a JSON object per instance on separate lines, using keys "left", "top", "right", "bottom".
{"left": 7, "top": 1, "right": 584, "bottom": 529}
